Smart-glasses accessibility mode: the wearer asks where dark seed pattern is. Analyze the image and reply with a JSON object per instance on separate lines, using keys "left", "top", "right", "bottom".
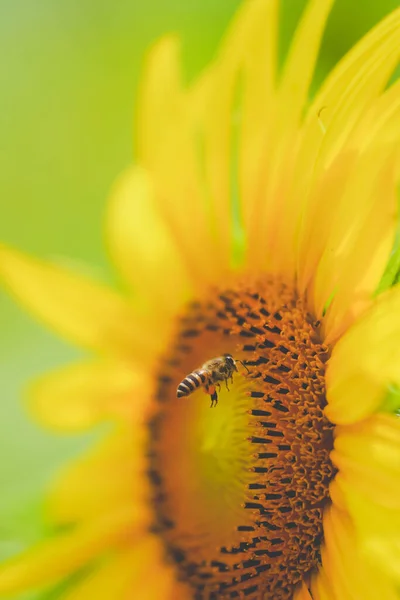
{"left": 148, "top": 279, "right": 335, "bottom": 600}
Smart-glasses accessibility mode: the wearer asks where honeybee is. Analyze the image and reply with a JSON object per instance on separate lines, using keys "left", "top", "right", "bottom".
{"left": 176, "top": 354, "right": 248, "bottom": 407}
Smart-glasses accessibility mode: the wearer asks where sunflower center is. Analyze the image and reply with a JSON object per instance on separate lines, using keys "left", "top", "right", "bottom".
{"left": 148, "top": 278, "right": 335, "bottom": 599}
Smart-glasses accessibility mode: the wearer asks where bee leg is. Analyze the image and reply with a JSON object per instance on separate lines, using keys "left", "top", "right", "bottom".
{"left": 206, "top": 385, "right": 218, "bottom": 408}
{"left": 211, "top": 390, "right": 218, "bottom": 407}
{"left": 225, "top": 378, "right": 230, "bottom": 392}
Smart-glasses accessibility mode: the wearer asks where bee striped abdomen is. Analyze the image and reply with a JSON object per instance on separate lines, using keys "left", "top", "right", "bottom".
{"left": 177, "top": 370, "right": 208, "bottom": 398}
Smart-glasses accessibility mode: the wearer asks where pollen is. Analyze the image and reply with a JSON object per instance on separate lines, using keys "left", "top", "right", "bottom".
{"left": 148, "top": 278, "right": 335, "bottom": 600}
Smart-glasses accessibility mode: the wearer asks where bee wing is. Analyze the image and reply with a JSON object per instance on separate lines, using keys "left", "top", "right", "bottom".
{"left": 201, "top": 357, "right": 223, "bottom": 371}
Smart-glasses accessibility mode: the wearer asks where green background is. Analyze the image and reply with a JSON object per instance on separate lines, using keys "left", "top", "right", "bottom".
{"left": 0, "top": 0, "right": 399, "bottom": 596}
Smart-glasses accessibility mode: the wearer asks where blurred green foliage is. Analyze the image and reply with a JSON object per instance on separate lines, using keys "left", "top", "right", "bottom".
{"left": 0, "top": 0, "right": 399, "bottom": 596}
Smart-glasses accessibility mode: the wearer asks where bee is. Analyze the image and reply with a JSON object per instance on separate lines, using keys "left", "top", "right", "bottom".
{"left": 176, "top": 354, "right": 248, "bottom": 407}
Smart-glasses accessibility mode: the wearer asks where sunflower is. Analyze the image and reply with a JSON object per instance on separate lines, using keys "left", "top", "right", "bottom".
{"left": 1, "top": 0, "right": 400, "bottom": 598}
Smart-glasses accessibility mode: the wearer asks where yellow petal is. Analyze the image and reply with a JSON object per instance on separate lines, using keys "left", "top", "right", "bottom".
{"left": 317, "top": 514, "right": 354, "bottom": 600}
{"left": 301, "top": 100, "right": 400, "bottom": 329}
{"left": 60, "top": 537, "right": 162, "bottom": 600}
{"left": 321, "top": 504, "right": 398, "bottom": 600}
{"left": 365, "top": 536, "right": 400, "bottom": 585}
{"left": 297, "top": 6, "right": 400, "bottom": 289}
{"left": 0, "top": 507, "right": 142, "bottom": 597}
{"left": 331, "top": 414, "right": 400, "bottom": 509}
{"left": 238, "top": 0, "right": 278, "bottom": 243}
{"left": 123, "top": 536, "right": 190, "bottom": 600}
{"left": 326, "top": 284, "right": 400, "bottom": 423}
{"left": 106, "top": 166, "right": 191, "bottom": 322}
{"left": 328, "top": 476, "right": 348, "bottom": 512}
{"left": 136, "top": 35, "right": 181, "bottom": 165}
{"left": 60, "top": 549, "right": 142, "bottom": 600}
{"left": 276, "top": 0, "right": 334, "bottom": 136}
{"left": 341, "top": 487, "right": 400, "bottom": 583}
{"left": 310, "top": 7, "right": 400, "bottom": 170}
{"left": 201, "top": 0, "right": 278, "bottom": 269}
{"left": 351, "top": 78, "right": 400, "bottom": 149}
{"left": 310, "top": 568, "right": 334, "bottom": 600}
{"left": 315, "top": 145, "right": 398, "bottom": 343}
{"left": 294, "top": 582, "right": 313, "bottom": 600}
{"left": 246, "top": 0, "right": 334, "bottom": 273}
{"left": 297, "top": 150, "right": 354, "bottom": 293}
{"left": 136, "top": 37, "right": 225, "bottom": 285}
{"left": 27, "top": 359, "right": 151, "bottom": 432}
{"left": 0, "top": 245, "right": 157, "bottom": 362}
{"left": 47, "top": 427, "right": 149, "bottom": 526}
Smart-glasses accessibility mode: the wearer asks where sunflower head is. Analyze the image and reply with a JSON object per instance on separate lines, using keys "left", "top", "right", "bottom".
{"left": 1, "top": 1, "right": 400, "bottom": 599}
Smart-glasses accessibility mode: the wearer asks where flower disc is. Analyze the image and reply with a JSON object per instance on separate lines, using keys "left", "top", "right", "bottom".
{"left": 149, "top": 278, "right": 335, "bottom": 599}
